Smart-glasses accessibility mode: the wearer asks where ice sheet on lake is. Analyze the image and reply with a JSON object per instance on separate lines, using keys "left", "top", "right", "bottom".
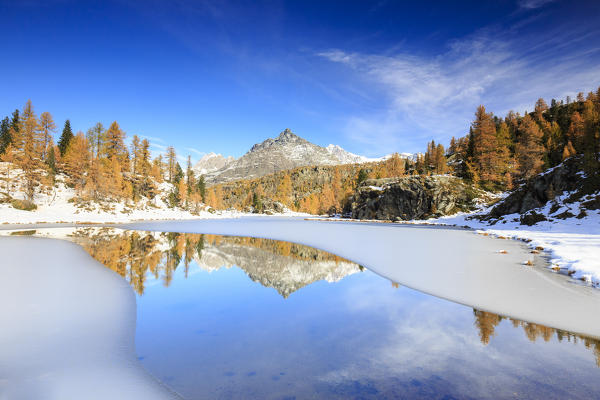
{"left": 0, "top": 237, "right": 180, "bottom": 400}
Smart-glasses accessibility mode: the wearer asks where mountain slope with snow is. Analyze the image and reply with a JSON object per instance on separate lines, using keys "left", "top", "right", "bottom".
{"left": 204, "top": 129, "right": 405, "bottom": 184}
{"left": 192, "top": 153, "right": 235, "bottom": 175}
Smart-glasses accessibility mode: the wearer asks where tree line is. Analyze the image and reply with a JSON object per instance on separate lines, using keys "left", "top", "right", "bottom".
{"left": 442, "top": 88, "right": 600, "bottom": 190}
{"left": 2, "top": 87, "right": 598, "bottom": 213}
{"left": 210, "top": 86, "right": 600, "bottom": 214}
{"left": 0, "top": 100, "right": 206, "bottom": 211}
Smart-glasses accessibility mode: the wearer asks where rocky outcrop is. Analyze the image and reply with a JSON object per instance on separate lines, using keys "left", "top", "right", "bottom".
{"left": 488, "top": 157, "right": 587, "bottom": 218}
{"left": 345, "top": 175, "right": 483, "bottom": 221}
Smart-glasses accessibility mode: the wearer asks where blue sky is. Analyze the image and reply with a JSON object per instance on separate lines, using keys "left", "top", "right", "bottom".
{"left": 1, "top": 0, "right": 599, "bottom": 162}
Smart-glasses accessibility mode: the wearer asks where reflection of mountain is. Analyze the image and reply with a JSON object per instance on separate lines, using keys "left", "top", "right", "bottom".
{"left": 473, "top": 309, "right": 600, "bottom": 367}
{"left": 196, "top": 237, "right": 360, "bottom": 298}
{"left": 44, "top": 228, "right": 360, "bottom": 298}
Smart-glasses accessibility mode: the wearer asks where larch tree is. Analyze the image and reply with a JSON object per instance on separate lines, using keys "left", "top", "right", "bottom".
{"left": 63, "top": 132, "right": 90, "bottom": 194}
{"left": 152, "top": 155, "right": 164, "bottom": 183}
{"left": 276, "top": 173, "right": 292, "bottom": 204}
{"left": 495, "top": 122, "right": 512, "bottom": 186}
{"left": 19, "top": 100, "right": 43, "bottom": 200}
{"left": 131, "top": 135, "right": 141, "bottom": 174}
{"left": 57, "top": 119, "right": 74, "bottom": 157}
{"left": 562, "top": 141, "right": 576, "bottom": 161}
{"left": 166, "top": 146, "right": 177, "bottom": 182}
{"left": 515, "top": 114, "right": 545, "bottom": 179}
{"left": 471, "top": 105, "right": 499, "bottom": 185}
{"left": 38, "top": 111, "right": 56, "bottom": 161}
{"left": 567, "top": 112, "right": 585, "bottom": 152}
{"left": 1, "top": 143, "right": 16, "bottom": 195}
{"left": 86, "top": 122, "right": 105, "bottom": 159}
{"left": 104, "top": 121, "right": 128, "bottom": 164}
{"left": 434, "top": 144, "right": 446, "bottom": 174}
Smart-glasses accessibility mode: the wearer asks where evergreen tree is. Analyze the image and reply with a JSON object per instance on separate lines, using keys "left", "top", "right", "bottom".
{"left": 196, "top": 175, "right": 206, "bottom": 202}
{"left": 58, "top": 119, "right": 74, "bottom": 156}
{"left": 356, "top": 168, "right": 368, "bottom": 187}
{"left": 186, "top": 155, "right": 195, "bottom": 197}
{"left": 46, "top": 146, "right": 57, "bottom": 176}
{"left": 173, "top": 162, "right": 184, "bottom": 184}
{"left": 10, "top": 109, "right": 20, "bottom": 135}
{"left": 582, "top": 99, "right": 599, "bottom": 181}
{"left": 0, "top": 117, "right": 10, "bottom": 155}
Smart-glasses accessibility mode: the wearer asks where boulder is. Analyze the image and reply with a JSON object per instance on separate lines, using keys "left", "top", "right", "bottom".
{"left": 345, "top": 175, "right": 482, "bottom": 221}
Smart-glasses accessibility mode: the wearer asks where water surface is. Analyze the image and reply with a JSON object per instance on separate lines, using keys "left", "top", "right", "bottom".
{"left": 38, "top": 227, "right": 600, "bottom": 399}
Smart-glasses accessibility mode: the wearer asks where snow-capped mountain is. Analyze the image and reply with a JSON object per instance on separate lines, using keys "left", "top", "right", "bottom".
{"left": 203, "top": 128, "right": 410, "bottom": 183}
{"left": 205, "top": 129, "right": 340, "bottom": 183}
{"left": 325, "top": 144, "right": 382, "bottom": 164}
{"left": 192, "top": 152, "right": 235, "bottom": 175}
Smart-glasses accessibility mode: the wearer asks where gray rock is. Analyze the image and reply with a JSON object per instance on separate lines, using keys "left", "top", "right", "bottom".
{"left": 345, "top": 175, "right": 482, "bottom": 220}
{"left": 489, "top": 157, "right": 583, "bottom": 218}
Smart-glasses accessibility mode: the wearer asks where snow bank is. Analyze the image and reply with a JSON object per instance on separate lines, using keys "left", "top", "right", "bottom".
{"left": 0, "top": 237, "right": 180, "bottom": 400}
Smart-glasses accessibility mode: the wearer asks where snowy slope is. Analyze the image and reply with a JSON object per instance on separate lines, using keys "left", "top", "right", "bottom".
{"left": 192, "top": 152, "right": 235, "bottom": 175}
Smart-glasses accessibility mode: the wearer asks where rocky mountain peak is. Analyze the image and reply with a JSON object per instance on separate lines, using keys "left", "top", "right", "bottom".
{"left": 250, "top": 129, "right": 305, "bottom": 153}
{"left": 277, "top": 128, "right": 298, "bottom": 140}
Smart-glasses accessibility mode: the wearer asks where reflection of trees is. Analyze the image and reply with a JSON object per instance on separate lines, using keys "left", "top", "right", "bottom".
{"left": 67, "top": 228, "right": 354, "bottom": 296}
{"left": 473, "top": 309, "right": 600, "bottom": 367}
{"left": 68, "top": 228, "right": 204, "bottom": 295}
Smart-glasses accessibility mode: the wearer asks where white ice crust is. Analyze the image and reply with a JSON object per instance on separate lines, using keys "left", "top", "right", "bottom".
{"left": 0, "top": 237, "right": 181, "bottom": 400}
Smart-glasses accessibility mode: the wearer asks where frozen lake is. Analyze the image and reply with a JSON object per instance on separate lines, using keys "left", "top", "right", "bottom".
{"left": 2, "top": 219, "right": 600, "bottom": 399}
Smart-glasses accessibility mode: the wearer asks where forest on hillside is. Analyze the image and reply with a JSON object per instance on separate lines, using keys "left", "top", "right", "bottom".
{"left": 0, "top": 101, "right": 206, "bottom": 211}
{"left": 1, "top": 86, "right": 599, "bottom": 215}
{"left": 208, "top": 87, "right": 600, "bottom": 214}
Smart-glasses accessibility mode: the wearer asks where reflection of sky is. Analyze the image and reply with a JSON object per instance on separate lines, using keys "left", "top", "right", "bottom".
{"left": 136, "top": 258, "right": 600, "bottom": 400}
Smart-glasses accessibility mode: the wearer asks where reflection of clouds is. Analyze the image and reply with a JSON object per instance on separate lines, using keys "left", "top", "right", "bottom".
{"left": 322, "top": 275, "right": 598, "bottom": 398}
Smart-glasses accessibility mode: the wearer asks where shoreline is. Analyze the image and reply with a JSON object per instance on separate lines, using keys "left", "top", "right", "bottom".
{"left": 3, "top": 209, "right": 598, "bottom": 288}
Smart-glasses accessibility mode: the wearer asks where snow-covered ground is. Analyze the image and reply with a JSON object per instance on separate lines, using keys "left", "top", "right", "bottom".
{"left": 0, "top": 168, "right": 305, "bottom": 224}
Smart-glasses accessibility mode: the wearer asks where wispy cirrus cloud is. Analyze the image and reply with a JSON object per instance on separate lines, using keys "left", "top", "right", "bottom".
{"left": 518, "top": 0, "right": 556, "bottom": 9}
{"left": 317, "top": 23, "right": 600, "bottom": 154}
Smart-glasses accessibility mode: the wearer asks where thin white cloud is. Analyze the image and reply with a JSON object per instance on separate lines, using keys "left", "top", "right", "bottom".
{"left": 140, "top": 134, "right": 166, "bottom": 144}
{"left": 185, "top": 147, "right": 206, "bottom": 157}
{"left": 318, "top": 24, "right": 600, "bottom": 154}
{"left": 518, "top": 0, "right": 556, "bottom": 9}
